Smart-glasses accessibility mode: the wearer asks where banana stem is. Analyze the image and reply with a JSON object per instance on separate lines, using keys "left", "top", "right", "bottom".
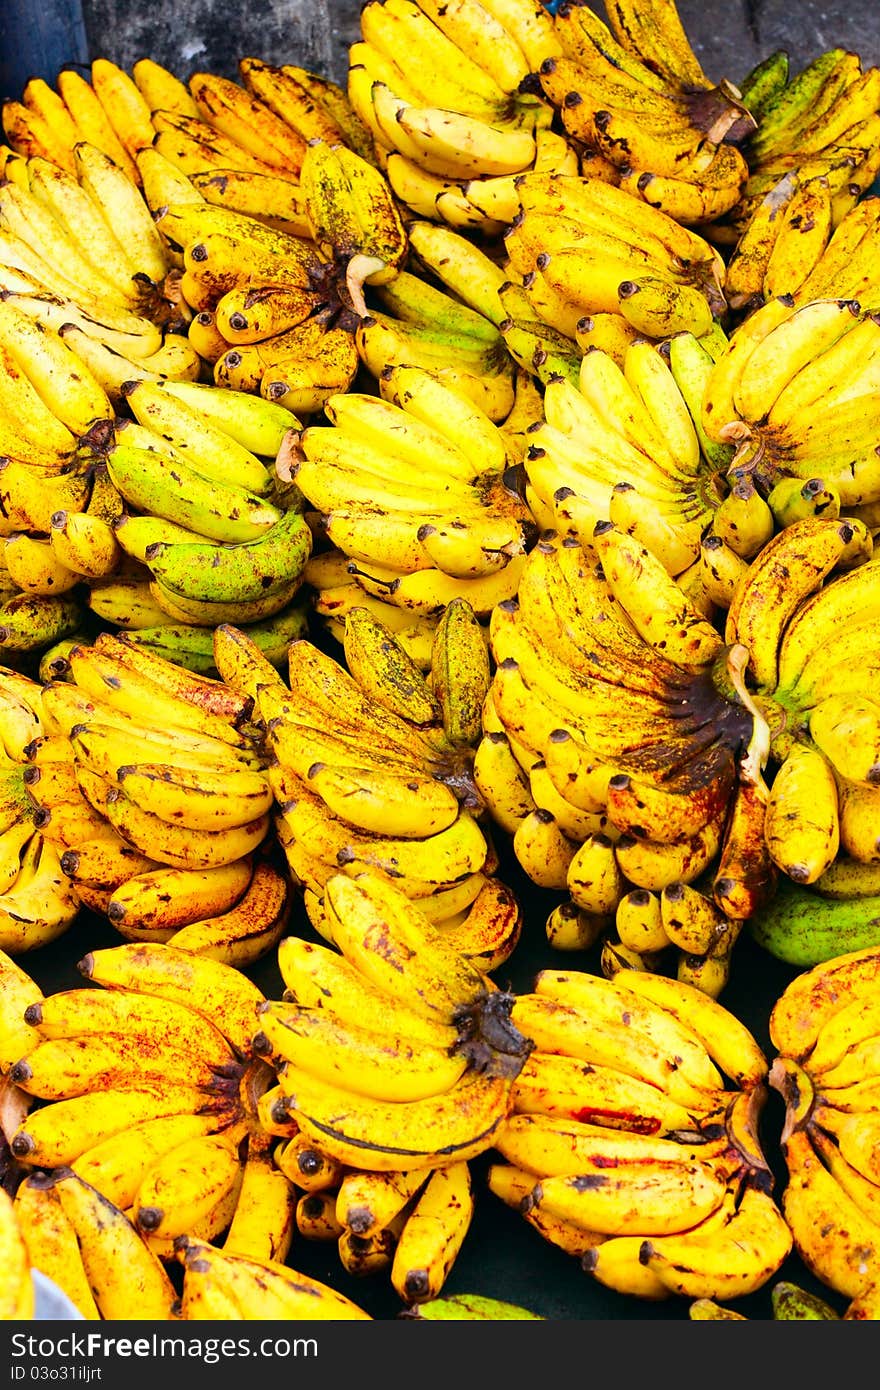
{"left": 726, "top": 642, "right": 771, "bottom": 786}
{"left": 346, "top": 253, "right": 388, "bottom": 318}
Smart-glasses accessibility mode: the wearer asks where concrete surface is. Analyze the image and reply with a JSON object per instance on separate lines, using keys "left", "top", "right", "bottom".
{"left": 5, "top": 0, "right": 879, "bottom": 97}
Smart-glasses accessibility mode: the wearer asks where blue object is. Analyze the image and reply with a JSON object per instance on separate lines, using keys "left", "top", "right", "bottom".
{"left": 32, "top": 1269, "right": 86, "bottom": 1320}
{"left": 0, "top": 0, "right": 90, "bottom": 102}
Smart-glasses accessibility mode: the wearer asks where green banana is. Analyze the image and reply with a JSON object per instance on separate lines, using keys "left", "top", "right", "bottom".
{"left": 105, "top": 443, "right": 282, "bottom": 544}
{"left": 401, "top": 1293, "right": 543, "bottom": 1320}
{"left": 748, "top": 879, "right": 880, "bottom": 966}
{"left": 771, "top": 1282, "right": 841, "bottom": 1320}
{"left": 0, "top": 593, "right": 84, "bottom": 653}
{"left": 146, "top": 380, "right": 303, "bottom": 457}
{"left": 499, "top": 317, "right": 581, "bottom": 388}
{"left": 120, "top": 380, "right": 274, "bottom": 496}
{"left": 370, "top": 272, "right": 503, "bottom": 347}
{"left": 667, "top": 331, "right": 736, "bottom": 472}
{"left": 121, "top": 598, "right": 309, "bottom": 674}
{"left": 738, "top": 51, "right": 791, "bottom": 121}
{"left": 142, "top": 508, "right": 313, "bottom": 604}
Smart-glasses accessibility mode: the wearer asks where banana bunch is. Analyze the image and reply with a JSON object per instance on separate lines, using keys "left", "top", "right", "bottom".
{"left": 260, "top": 867, "right": 532, "bottom": 1176}
{"left": 345, "top": 0, "right": 568, "bottom": 234}
{"left": 720, "top": 46, "right": 880, "bottom": 272}
{"left": 768, "top": 946, "right": 880, "bottom": 1309}
{"left": 175, "top": 1235, "right": 370, "bottom": 1318}
{"left": 503, "top": 170, "right": 728, "bottom": 345}
{"left": 3, "top": 939, "right": 309, "bottom": 1315}
{"left": 285, "top": 366, "right": 533, "bottom": 634}
{"left": 534, "top": 0, "right": 753, "bottom": 227}
{"left": 724, "top": 184, "right": 880, "bottom": 319}
{"left": 79, "top": 378, "right": 316, "bottom": 632}
{"left": 477, "top": 526, "right": 779, "bottom": 968}
{"left": 28, "top": 632, "right": 289, "bottom": 962}
{"left": 298, "top": 137, "right": 408, "bottom": 317}
{"left": 148, "top": 198, "right": 360, "bottom": 414}
{"left": 251, "top": 869, "right": 533, "bottom": 1300}
{"left": 489, "top": 965, "right": 793, "bottom": 1303}
{"left": 700, "top": 296, "right": 880, "bottom": 515}
{"left": 723, "top": 520, "right": 879, "bottom": 898}
{"left": 0, "top": 141, "right": 179, "bottom": 326}
{"left": 354, "top": 222, "right": 519, "bottom": 421}
{"left": 235, "top": 604, "right": 523, "bottom": 971}
{"left": 2, "top": 62, "right": 153, "bottom": 186}
{"left": 518, "top": 340, "right": 729, "bottom": 582}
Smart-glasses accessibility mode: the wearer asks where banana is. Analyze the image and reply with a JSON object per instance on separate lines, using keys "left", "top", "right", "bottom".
{"left": 494, "top": 1112, "right": 727, "bottom": 1180}
{"left": 254, "top": 1001, "right": 468, "bottom": 1104}
{"left": 510, "top": 1048, "right": 701, "bottom": 1133}
{"left": 764, "top": 743, "right": 840, "bottom": 885}
{"left": 176, "top": 1237, "right": 371, "bottom": 1319}
{"left": 611, "top": 969, "right": 769, "bottom": 1088}
{"left": 524, "top": 1158, "right": 729, "bottom": 1239}
{"left": 105, "top": 442, "right": 283, "bottom": 545}
{"left": 222, "top": 1131, "right": 296, "bottom": 1264}
{"left": 0, "top": 948, "right": 43, "bottom": 1069}
{"left": 78, "top": 940, "right": 266, "bottom": 1058}
{"left": 390, "top": 1159, "right": 474, "bottom": 1304}
{"left": 296, "top": 1190, "right": 344, "bottom": 1243}
{"left": 273, "top": 1130, "right": 345, "bottom": 1193}
{"left": 3, "top": 532, "right": 81, "bottom": 596}
{"left": 278, "top": 1065, "right": 512, "bottom": 1174}
{"left": 51, "top": 1168, "right": 178, "bottom": 1320}
{"left": 9, "top": 1029, "right": 231, "bottom": 1101}
{"left": 0, "top": 833, "right": 79, "bottom": 954}
{"left": 2, "top": 97, "right": 78, "bottom": 174}
{"left": 152, "top": 378, "right": 302, "bottom": 456}
{"left": 0, "top": 295, "right": 112, "bottom": 435}
{"left": 725, "top": 517, "right": 855, "bottom": 689}
{"left": 640, "top": 1185, "right": 793, "bottom": 1300}
{"left": 131, "top": 1129, "right": 243, "bottom": 1240}
{"left": 590, "top": 521, "right": 723, "bottom": 668}
{"left": 143, "top": 508, "right": 311, "bottom": 607}
{"left": 0, "top": 339, "right": 78, "bottom": 455}
{"left": 48, "top": 510, "right": 121, "bottom": 580}
{"left": 341, "top": 604, "right": 441, "bottom": 726}
{"left": 14, "top": 1172, "right": 99, "bottom": 1319}
{"left": 749, "top": 880, "right": 880, "bottom": 968}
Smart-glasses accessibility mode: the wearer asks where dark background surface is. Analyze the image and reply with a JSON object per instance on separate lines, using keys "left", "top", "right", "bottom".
{"left": 18, "top": 826, "right": 848, "bottom": 1324}
{"left": 4, "top": 1, "right": 880, "bottom": 101}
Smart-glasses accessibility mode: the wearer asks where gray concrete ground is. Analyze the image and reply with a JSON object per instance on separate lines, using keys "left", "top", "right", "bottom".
{"left": 4, "top": 1, "right": 880, "bottom": 100}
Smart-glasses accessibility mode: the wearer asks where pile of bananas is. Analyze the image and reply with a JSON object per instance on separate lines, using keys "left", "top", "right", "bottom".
{"left": 2, "top": 0, "right": 880, "bottom": 1326}
{"left": 768, "top": 947, "right": 880, "bottom": 1319}
{"left": 488, "top": 966, "right": 794, "bottom": 1301}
